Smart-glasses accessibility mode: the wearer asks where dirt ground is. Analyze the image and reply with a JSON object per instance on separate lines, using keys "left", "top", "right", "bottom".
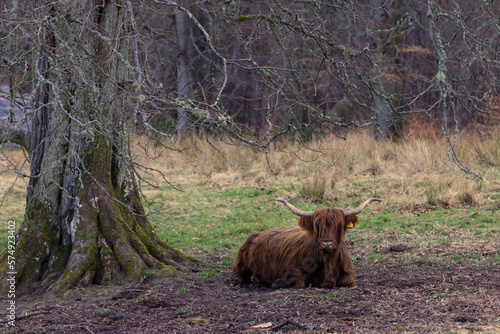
{"left": 1, "top": 256, "right": 499, "bottom": 333}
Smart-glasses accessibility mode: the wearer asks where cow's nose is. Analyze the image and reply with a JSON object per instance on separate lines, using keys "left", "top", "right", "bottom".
{"left": 322, "top": 241, "right": 334, "bottom": 249}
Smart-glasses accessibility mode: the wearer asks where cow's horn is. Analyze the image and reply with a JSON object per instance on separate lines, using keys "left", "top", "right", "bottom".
{"left": 343, "top": 198, "right": 381, "bottom": 215}
{"left": 276, "top": 199, "right": 314, "bottom": 217}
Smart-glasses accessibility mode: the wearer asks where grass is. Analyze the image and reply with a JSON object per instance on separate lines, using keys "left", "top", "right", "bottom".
{"left": 0, "top": 132, "right": 499, "bottom": 267}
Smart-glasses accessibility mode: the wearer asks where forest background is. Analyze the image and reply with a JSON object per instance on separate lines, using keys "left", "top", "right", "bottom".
{"left": 2, "top": 0, "right": 499, "bottom": 144}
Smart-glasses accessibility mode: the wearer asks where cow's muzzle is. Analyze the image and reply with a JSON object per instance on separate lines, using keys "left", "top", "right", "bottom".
{"left": 320, "top": 240, "right": 337, "bottom": 250}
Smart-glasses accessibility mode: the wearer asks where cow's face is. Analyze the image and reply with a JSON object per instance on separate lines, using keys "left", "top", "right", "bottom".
{"left": 299, "top": 208, "right": 357, "bottom": 252}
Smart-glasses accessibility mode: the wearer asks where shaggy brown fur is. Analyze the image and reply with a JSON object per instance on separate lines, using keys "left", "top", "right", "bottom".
{"left": 229, "top": 208, "right": 360, "bottom": 289}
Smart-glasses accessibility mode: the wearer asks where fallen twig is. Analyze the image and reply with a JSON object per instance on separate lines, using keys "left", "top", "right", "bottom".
{"left": 84, "top": 325, "right": 95, "bottom": 333}
{"left": 269, "top": 321, "right": 289, "bottom": 331}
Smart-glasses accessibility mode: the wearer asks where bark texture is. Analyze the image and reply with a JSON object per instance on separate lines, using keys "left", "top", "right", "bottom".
{"left": 175, "top": 2, "right": 193, "bottom": 137}
{"left": 370, "top": 0, "right": 403, "bottom": 140}
{"left": 0, "top": 0, "right": 191, "bottom": 295}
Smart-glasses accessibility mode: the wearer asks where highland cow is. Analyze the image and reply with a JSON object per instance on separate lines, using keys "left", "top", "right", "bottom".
{"left": 229, "top": 198, "right": 381, "bottom": 289}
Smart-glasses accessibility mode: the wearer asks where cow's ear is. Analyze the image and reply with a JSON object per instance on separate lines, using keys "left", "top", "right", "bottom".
{"left": 345, "top": 214, "right": 359, "bottom": 229}
{"left": 298, "top": 216, "right": 314, "bottom": 232}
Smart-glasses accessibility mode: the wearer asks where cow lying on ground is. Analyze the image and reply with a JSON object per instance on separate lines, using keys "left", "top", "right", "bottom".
{"left": 229, "top": 198, "right": 381, "bottom": 289}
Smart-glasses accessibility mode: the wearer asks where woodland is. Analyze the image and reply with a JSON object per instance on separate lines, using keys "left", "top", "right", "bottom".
{"left": 0, "top": 0, "right": 499, "bottom": 332}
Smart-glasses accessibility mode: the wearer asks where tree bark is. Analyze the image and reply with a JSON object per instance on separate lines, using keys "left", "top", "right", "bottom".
{"left": 175, "top": 1, "right": 193, "bottom": 138}
{"left": 0, "top": 0, "right": 191, "bottom": 296}
{"left": 369, "top": 0, "right": 403, "bottom": 140}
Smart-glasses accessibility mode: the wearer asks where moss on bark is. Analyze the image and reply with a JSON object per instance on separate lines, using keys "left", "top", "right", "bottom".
{"left": 1, "top": 134, "right": 194, "bottom": 296}
{"left": 0, "top": 0, "right": 195, "bottom": 296}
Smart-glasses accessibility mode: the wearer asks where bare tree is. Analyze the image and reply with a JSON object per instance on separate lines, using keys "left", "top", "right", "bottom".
{"left": 135, "top": 0, "right": 499, "bottom": 146}
{"left": 368, "top": 0, "right": 404, "bottom": 139}
{"left": 198, "top": 0, "right": 499, "bottom": 173}
{"left": 1, "top": 0, "right": 190, "bottom": 295}
{"left": 174, "top": 0, "right": 195, "bottom": 137}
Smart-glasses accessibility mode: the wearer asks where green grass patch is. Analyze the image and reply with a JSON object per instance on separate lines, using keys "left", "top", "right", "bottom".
{"left": 145, "top": 181, "right": 500, "bottom": 268}
{"left": 349, "top": 207, "right": 499, "bottom": 266}
{"left": 152, "top": 185, "right": 301, "bottom": 257}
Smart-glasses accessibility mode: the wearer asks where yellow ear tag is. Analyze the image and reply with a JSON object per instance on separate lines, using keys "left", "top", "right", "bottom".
{"left": 346, "top": 222, "right": 354, "bottom": 228}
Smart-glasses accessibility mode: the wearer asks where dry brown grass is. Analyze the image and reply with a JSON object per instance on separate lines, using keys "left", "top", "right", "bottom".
{"left": 134, "top": 131, "right": 500, "bottom": 210}
{"left": 1, "top": 131, "right": 499, "bottom": 224}
{"left": 0, "top": 147, "right": 29, "bottom": 222}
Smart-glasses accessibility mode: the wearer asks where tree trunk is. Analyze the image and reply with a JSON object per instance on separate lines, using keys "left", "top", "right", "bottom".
{"left": 369, "top": 0, "right": 403, "bottom": 140}
{"left": 175, "top": 1, "right": 193, "bottom": 138}
{"left": 0, "top": 0, "right": 191, "bottom": 296}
